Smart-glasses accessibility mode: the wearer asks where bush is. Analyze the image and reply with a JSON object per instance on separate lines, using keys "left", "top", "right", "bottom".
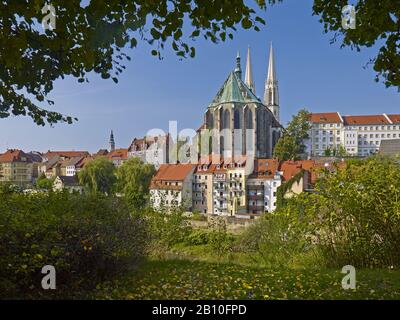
{"left": 239, "top": 156, "right": 400, "bottom": 269}
{"left": 145, "top": 206, "right": 191, "bottom": 257}
{"left": 0, "top": 189, "right": 148, "bottom": 299}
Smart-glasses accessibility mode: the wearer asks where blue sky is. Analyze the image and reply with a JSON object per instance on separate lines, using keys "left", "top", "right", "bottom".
{"left": 1, "top": 0, "right": 399, "bottom": 153}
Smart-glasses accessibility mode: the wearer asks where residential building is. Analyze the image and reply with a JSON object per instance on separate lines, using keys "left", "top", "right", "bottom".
{"left": 247, "top": 159, "right": 282, "bottom": 214}
{"left": 306, "top": 113, "right": 400, "bottom": 157}
{"left": 128, "top": 135, "right": 170, "bottom": 169}
{"left": 0, "top": 149, "right": 33, "bottom": 187}
{"left": 53, "top": 176, "right": 83, "bottom": 193}
{"left": 150, "top": 163, "right": 196, "bottom": 211}
{"left": 107, "top": 148, "right": 128, "bottom": 167}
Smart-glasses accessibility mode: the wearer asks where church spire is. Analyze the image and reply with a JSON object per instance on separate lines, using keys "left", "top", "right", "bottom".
{"left": 109, "top": 130, "right": 115, "bottom": 152}
{"left": 245, "top": 46, "right": 256, "bottom": 94}
{"left": 234, "top": 51, "right": 242, "bottom": 79}
{"left": 264, "top": 42, "right": 280, "bottom": 122}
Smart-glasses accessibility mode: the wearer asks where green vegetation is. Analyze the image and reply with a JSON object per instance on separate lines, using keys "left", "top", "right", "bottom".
{"left": 78, "top": 157, "right": 116, "bottom": 194}
{"left": 35, "top": 173, "right": 54, "bottom": 190}
{"left": 273, "top": 109, "right": 311, "bottom": 161}
{"left": 92, "top": 259, "right": 400, "bottom": 300}
{"left": 0, "top": 189, "right": 148, "bottom": 299}
{"left": 2, "top": 156, "right": 400, "bottom": 300}
{"left": 116, "top": 157, "right": 156, "bottom": 210}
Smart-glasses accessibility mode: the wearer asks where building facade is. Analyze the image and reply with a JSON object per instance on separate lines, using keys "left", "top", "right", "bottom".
{"left": 0, "top": 149, "right": 34, "bottom": 187}
{"left": 306, "top": 113, "right": 400, "bottom": 157}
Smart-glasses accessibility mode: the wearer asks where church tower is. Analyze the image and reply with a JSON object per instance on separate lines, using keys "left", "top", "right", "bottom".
{"left": 245, "top": 46, "right": 255, "bottom": 94}
{"left": 109, "top": 130, "right": 115, "bottom": 152}
{"left": 264, "top": 43, "right": 280, "bottom": 122}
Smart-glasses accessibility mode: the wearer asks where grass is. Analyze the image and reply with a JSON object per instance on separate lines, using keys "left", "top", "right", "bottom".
{"left": 89, "top": 245, "right": 400, "bottom": 300}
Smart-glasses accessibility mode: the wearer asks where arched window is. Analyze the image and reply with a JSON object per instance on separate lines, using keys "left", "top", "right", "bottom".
{"left": 234, "top": 108, "right": 241, "bottom": 129}
{"left": 222, "top": 109, "right": 230, "bottom": 129}
{"left": 245, "top": 108, "right": 253, "bottom": 129}
{"left": 206, "top": 110, "right": 214, "bottom": 128}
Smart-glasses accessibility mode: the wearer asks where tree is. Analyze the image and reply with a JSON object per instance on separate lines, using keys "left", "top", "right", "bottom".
{"left": 115, "top": 157, "right": 156, "bottom": 210}
{"left": 35, "top": 172, "right": 54, "bottom": 190}
{"left": 78, "top": 157, "right": 115, "bottom": 194}
{"left": 0, "top": 1, "right": 267, "bottom": 125}
{"left": 312, "top": 0, "right": 400, "bottom": 89}
{"left": 273, "top": 109, "right": 311, "bottom": 161}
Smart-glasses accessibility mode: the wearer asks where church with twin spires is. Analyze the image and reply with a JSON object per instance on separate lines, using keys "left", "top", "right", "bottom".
{"left": 201, "top": 44, "right": 282, "bottom": 160}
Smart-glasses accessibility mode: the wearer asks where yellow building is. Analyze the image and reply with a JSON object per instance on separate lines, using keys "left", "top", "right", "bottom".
{"left": 0, "top": 149, "right": 33, "bottom": 187}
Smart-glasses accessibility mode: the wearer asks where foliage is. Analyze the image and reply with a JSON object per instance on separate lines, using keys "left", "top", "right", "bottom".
{"left": 35, "top": 172, "right": 54, "bottom": 190}
{"left": 0, "top": 0, "right": 267, "bottom": 125}
{"left": 145, "top": 206, "right": 191, "bottom": 256}
{"left": 78, "top": 157, "right": 116, "bottom": 194}
{"left": 115, "top": 157, "right": 156, "bottom": 210}
{"left": 313, "top": 0, "right": 400, "bottom": 89}
{"left": 272, "top": 156, "right": 400, "bottom": 268}
{"left": 190, "top": 211, "right": 208, "bottom": 221}
{"left": 0, "top": 190, "right": 149, "bottom": 299}
{"left": 206, "top": 217, "right": 235, "bottom": 257}
{"left": 273, "top": 109, "right": 311, "bottom": 160}
{"left": 275, "top": 169, "right": 305, "bottom": 210}
{"left": 309, "top": 156, "right": 400, "bottom": 268}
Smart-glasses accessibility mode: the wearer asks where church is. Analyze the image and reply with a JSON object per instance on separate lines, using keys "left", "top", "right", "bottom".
{"left": 198, "top": 44, "right": 282, "bottom": 161}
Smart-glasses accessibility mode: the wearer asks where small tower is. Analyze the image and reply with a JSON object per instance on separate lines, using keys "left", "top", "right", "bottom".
{"left": 245, "top": 46, "right": 256, "bottom": 93}
{"left": 109, "top": 130, "right": 115, "bottom": 152}
{"left": 234, "top": 51, "right": 242, "bottom": 79}
{"left": 264, "top": 43, "right": 280, "bottom": 122}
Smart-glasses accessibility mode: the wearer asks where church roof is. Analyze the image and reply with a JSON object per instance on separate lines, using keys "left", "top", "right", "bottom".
{"left": 209, "top": 71, "right": 261, "bottom": 108}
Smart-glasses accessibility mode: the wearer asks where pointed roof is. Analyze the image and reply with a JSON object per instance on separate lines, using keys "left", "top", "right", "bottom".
{"left": 209, "top": 71, "right": 260, "bottom": 108}
{"left": 267, "top": 43, "right": 277, "bottom": 84}
{"left": 245, "top": 47, "right": 255, "bottom": 94}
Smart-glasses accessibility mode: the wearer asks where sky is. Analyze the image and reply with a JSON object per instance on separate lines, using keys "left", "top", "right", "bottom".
{"left": 1, "top": 0, "right": 399, "bottom": 153}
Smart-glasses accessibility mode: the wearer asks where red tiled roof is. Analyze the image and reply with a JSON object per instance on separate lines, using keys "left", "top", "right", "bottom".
{"left": 343, "top": 115, "right": 389, "bottom": 125}
{"left": 387, "top": 114, "right": 400, "bottom": 124}
{"left": 44, "top": 151, "right": 89, "bottom": 159}
{"left": 0, "top": 149, "right": 31, "bottom": 163}
{"left": 152, "top": 164, "right": 196, "bottom": 182}
{"left": 107, "top": 148, "right": 128, "bottom": 161}
{"left": 309, "top": 112, "right": 342, "bottom": 124}
{"left": 250, "top": 158, "right": 279, "bottom": 179}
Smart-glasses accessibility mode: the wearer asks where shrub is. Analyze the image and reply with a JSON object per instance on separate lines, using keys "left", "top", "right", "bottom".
{"left": 145, "top": 206, "right": 191, "bottom": 256}
{"left": 0, "top": 189, "right": 148, "bottom": 299}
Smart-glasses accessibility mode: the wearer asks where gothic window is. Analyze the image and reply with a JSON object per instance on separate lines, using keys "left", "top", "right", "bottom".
{"left": 234, "top": 108, "right": 241, "bottom": 129}
{"left": 206, "top": 110, "right": 214, "bottom": 128}
{"left": 222, "top": 109, "right": 230, "bottom": 129}
{"left": 245, "top": 108, "right": 253, "bottom": 129}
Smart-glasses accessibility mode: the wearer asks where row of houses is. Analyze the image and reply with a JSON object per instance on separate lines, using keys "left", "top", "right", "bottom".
{"left": 0, "top": 148, "right": 129, "bottom": 188}
{"left": 149, "top": 156, "right": 339, "bottom": 218}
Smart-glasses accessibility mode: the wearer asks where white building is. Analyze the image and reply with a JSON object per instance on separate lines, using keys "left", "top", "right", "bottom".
{"left": 150, "top": 163, "right": 196, "bottom": 211}
{"left": 306, "top": 113, "right": 400, "bottom": 157}
{"left": 247, "top": 159, "right": 282, "bottom": 214}
{"left": 128, "top": 135, "right": 170, "bottom": 169}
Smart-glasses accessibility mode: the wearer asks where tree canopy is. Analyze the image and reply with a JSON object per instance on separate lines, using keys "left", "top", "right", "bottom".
{"left": 273, "top": 109, "right": 311, "bottom": 161}
{"left": 78, "top": 157, "right": 116, "bottom": 194}
{"left": 0, "top": 0, "right": 267, "bottom": 125}
{"left": 115, "top": 157, "right": 156, "bottom": 210}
